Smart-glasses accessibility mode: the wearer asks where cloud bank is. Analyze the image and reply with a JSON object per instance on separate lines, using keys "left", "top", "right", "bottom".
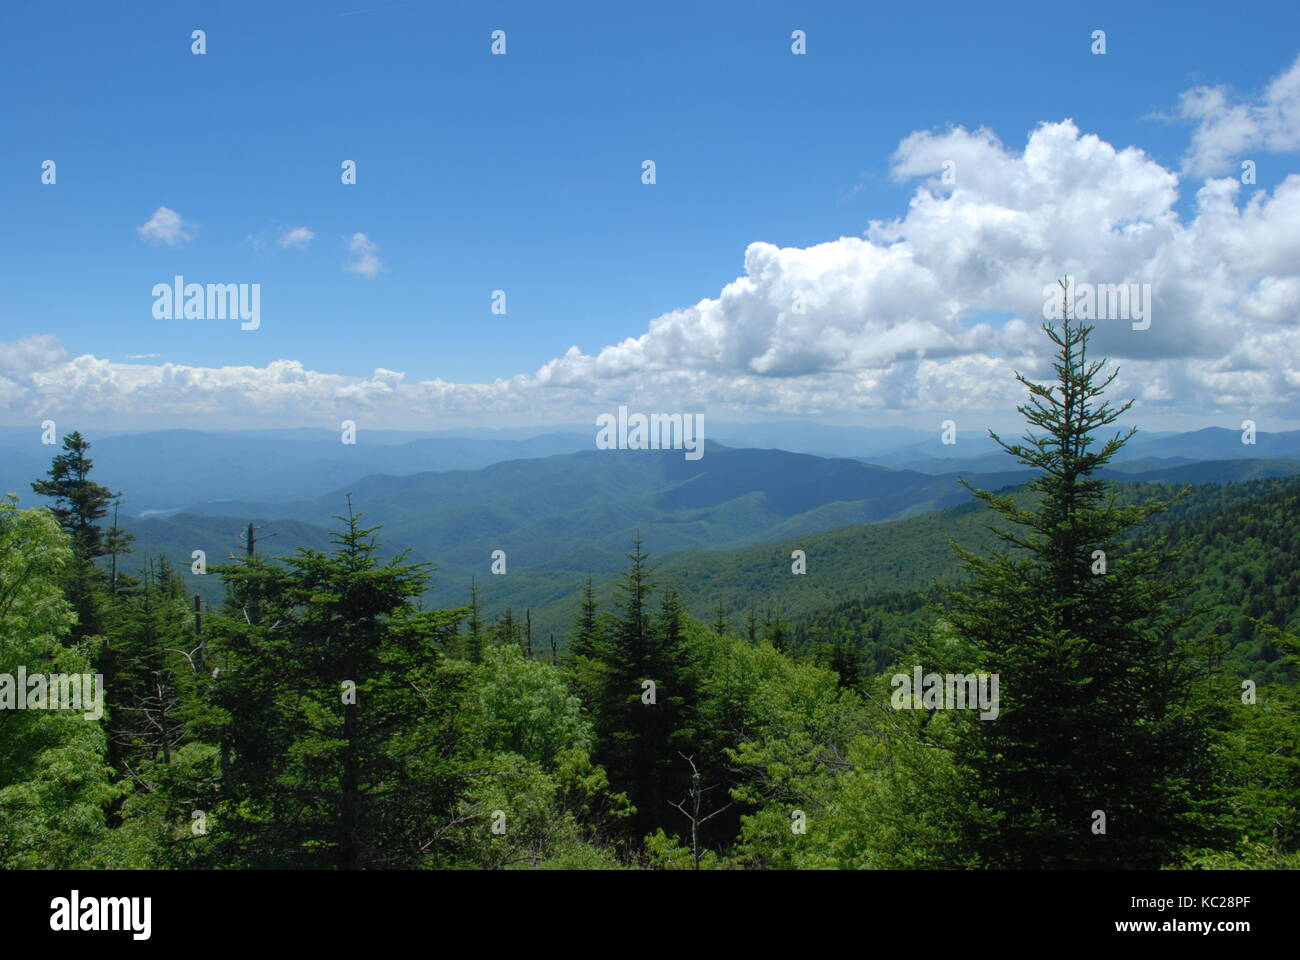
{"left": 5, "top": 62, "right": 1300, "bottom": 430}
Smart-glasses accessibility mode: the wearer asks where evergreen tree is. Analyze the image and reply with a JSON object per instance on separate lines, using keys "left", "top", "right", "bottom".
{"left": 31, "top": 431, "right": 120, "bottom": 639}
{"left": 827, "top": 634, "right": 861, "bottom": 689}
{"left": 31, "top": 432, "right": 117, "bottom": 561}
{"left": 493, "top": 607, "right": 519, "bottom": 649}
{"left": 104, "top": 499, "right": 135, "bottom": 597}
{"left": 710, "top": 600, "right": 729, "bottom": 636}
{"left": 763, "top": 607, "right": 790, "bottom": 653}
{"left": 569, "top": 574, "right": 602, "bottom": 660}
{"left": 925, "top": 281, "right": 1219, "bottom": 868}
{"left": 201, "top": 498, "right": 468, "bottom": 868}
{"left": 464, "top": 576, "right": 484, "bottom": 663}
{"left": 104, "top": 558, "right": 196, "bottom": 780}
{"left": 583, "top": 539, "right": 697, "bottom": 842}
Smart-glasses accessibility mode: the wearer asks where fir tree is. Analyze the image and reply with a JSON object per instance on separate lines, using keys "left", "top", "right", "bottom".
{"left": 584, "top": 539, "right": 697, "bottom": 842}
{"left": 710, "top": 600, "right": 729, "bottom": 636}
{"left": 493, "top": 607, "right": 519, "bottom": 649}
{"left": 763, "top": 607, "right": 789, "bottom": 653}
{"left": 201, "top": 498, "right": 467, "bottom": 868}
{"left": 569, "top": 574, "right": 602, "bottom": 660}
{"left": 464, "top": 576, "right": 484, "bottom": 663}
{"left": 104, "top": 498, "right": 135, "bottom": 596}
{"left": 31, "top": 432, "right": 117, "bottom": 562}
{"left": 31, "top": 431, "right": 120, "bottom": 639}
{"left": 926, "top": 281, "right": 1219, "bottom": 868}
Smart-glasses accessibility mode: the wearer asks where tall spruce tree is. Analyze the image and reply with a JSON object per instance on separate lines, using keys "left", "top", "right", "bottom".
{"left": 926, "top": 280, "right": 1218, "bottom": 868}
{"left": 31, "top": 431, "right": 122, "bottom": 639}
{"left": 762, "top": 607, "right": 790, "bottom": 653}
{"left": 31, "top": 432, "right": 116, "bottom": 561}
{"left": 569, "top": 574, "right": 602, "bottom": 660}
{"left": 493, "top": 607, "right": 519, "bottom": 649}
{"left": 584, "top": 539, "right": 696, "bottom": 842}
{"left": 463, "top": 576, "right": 484, "bottom": 663}
{"left": 710, "top": 600, "right": 729, "bottom": 636}
{"left": 201, "top": 499, "right": 468, "bottom": 868}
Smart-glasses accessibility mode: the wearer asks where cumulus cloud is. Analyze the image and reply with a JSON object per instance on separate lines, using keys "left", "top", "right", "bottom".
{"left": 6, "top": 100, "right": 1300, "bottom": 429}
{"left": 279, "top": 226, "right": 315, "bottom": 249}
{"left": 1179, "top": 54, "right": 1300, "bottom": 177}
{"left": 0, "top": 334, "right": 67, "bottom": 382}
{"left": 515, "top": 120, "right": 1296, "bottom": 420}
{"left": 137, "top": 206, "right": 194, "bottom": 246}
{"left": 344, "top": 232, "right": 383, "bottom": 277}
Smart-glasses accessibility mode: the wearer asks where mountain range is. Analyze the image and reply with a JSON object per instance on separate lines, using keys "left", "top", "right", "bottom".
{"left": 66, "top": 436, "right": 1297, "bottom": 636}
{"left": 6, "top": 423, "right": 1297, "bottom": 516}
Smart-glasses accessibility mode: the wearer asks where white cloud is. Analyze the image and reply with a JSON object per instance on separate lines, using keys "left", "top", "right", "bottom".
{"left": 137, "top": 206, "right": 194, "bottom": 246}
{"left": 1179, "top": 54, "right": 1300, "bottom": 177}
{"left": 344, "top": 232, "right": 383, "bottom": 277}
{"left": 514, "top": 116, "right": 1298, "bottom": 419}
{"left": 7, "top": 101, "right": 1300, "bottom": 429}
{"left": 0, "top": 334, "right": 66, "bottom": 383}
{"left": 279, "top": 226, "right": 315, "bottom": 249}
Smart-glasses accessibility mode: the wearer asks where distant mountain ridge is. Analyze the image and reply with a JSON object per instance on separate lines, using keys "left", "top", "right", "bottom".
{"left": 863, "top": 426, "right": 1300, "bottom": 472}
{"left": 6, "top": 423, "right": 1296, "bottom": 515}
{"left": 0, "top": 427, "right": 594, "bottom": 516}
{"left": 110, "top": 442, "right": 1300, "bottom": 624}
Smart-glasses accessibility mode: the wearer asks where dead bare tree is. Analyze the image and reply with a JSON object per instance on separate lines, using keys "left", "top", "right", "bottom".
{"left": 113, "top": 677, "right": 186, "bottom": 773}
{"left": 669, "top": 753, "right": 732, "bottom": 870}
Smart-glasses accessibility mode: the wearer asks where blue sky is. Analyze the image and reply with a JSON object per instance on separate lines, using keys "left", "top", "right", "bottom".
{"left": 2, "top": 0, "right": 1299, "bottom": 431}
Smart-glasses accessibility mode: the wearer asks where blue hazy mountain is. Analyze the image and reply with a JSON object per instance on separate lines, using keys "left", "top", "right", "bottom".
{"left": 112, "top": 440, "right": 1300, "bottom": 617}
{"left": 8, "top": 423, "right": 1292, "bottom": 516}
{"left": 860, "top": 427, "right": 1300, "bottom": 473}
{"left": 0, "top": 427, "right": 595, "bottom": 516}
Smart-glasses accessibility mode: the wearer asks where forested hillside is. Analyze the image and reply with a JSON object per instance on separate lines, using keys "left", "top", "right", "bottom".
{"left": 112, "top": 454, "right": 1300, "bottom": 640}
{"left": 791, "top": 477, "right": 1300, "bottom": 685}
{"left": 528, "top": 474, "right": 1300, "bottom": 646}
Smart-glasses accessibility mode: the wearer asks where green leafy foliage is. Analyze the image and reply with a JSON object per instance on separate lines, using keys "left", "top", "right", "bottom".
{"left": 0, "top": 496, "right": 117, "bottom": 868}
